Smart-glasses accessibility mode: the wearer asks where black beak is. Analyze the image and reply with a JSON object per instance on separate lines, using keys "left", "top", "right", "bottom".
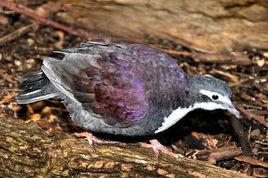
{"left": 226, "top": 103, "right": 240, "bottom": 118}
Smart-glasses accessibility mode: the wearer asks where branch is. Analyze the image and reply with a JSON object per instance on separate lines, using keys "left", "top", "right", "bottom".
{"left": 0, "top": 116, "right": 251, "bottom": 177}
{"left": 236, "top": 104, "right": 268, "bottom": 128}
{"left": 0, "top": 23, "right": 36, "bottom": 46}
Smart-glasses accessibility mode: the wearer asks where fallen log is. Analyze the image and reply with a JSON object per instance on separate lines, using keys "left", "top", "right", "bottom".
{"left": 0, "top": 115, "right": 251, "bottom": 177}
{"left": 56, "top": 0, "right": 268, "bottom": 53}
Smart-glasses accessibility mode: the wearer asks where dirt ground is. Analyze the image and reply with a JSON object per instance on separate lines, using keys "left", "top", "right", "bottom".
{"left": 0, "top": 6, "right": 267, "bottom": 177}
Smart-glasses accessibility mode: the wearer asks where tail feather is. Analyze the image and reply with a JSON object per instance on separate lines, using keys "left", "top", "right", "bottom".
{"left": 16, "top": 71, "right": 57, "bottom": 104}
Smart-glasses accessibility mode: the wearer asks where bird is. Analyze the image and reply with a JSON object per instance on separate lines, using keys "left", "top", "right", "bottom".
{"left": 16, "top": 41, "right": 240, "bottom": 158}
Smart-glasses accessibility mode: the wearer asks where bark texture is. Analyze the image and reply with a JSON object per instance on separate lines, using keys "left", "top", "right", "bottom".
{"left": 0, "top": 116, "right": 251, "bottom": 177}
{"left": 56, "top": 0, "right": 268, "bottom": 53}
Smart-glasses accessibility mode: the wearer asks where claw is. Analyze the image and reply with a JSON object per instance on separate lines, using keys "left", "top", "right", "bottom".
{"left": 140, "top": 139, "right": 179, "bottom": 159}
{"left": 74, "top": 132, "right": 117, "bottom": 145}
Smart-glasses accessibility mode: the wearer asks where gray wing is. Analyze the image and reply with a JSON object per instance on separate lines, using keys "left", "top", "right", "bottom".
{"left": 41, "top": 42, "right": 149, "bottom": 129}
{"left": 41, "top": 43, "right": 107, "bottom": 128}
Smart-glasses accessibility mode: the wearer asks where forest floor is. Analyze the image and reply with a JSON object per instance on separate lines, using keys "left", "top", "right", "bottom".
{"left": 0, "top": 4, "right": 267, "bottom": 177}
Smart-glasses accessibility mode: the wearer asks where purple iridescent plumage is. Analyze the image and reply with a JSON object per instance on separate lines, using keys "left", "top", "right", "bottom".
{"left": 73, "top": 55, "right": 149, "bottom": 126}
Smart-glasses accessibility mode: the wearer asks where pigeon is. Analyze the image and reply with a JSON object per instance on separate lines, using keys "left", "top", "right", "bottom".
{"left": 16, "top": 41, "right": 240, "bottom": 158}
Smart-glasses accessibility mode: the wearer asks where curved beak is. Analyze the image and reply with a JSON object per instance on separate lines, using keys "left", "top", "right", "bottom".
{"left": 225, "top": 103, "right": 240, "bottom": 118}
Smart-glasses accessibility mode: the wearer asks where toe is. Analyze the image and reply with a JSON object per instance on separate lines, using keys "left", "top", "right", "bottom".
{"left": 141, "top": 139, "right": 178, "bottom": 159}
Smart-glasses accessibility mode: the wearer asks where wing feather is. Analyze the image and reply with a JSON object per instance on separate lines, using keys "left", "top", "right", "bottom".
{"left": 42, "top": 43, "right": 149, "bottom": 127}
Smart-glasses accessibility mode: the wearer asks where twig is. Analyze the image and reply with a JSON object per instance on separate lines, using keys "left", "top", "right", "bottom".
{"left": 255, "top": 141, "right": 268, "bottom": 146}
{"left": 229, "top": 117, "right": 253, "bottom": 156}
{"left": 161, "top": 48, "right": 252, "bottom": 65}
{"left": 0, "top": 23, "right": 36, "bottom": 46}
{"left": 229, "top": 116, "right": 253, "bottom": 175}
{"left": 235, "top": 156, "right": 268, "bottom": 168}
{"left": 236, "top": 104, "right": 268, "bottom": 127}
{"left": 0, "top": 69, "right": 17, "bottom": 85}
{"left": 0, "top": 1, "right": 94, "bottom": 40}
{"left": 161, "top": 48, "right": 192, "bottom": 57}
{"left": 192, "top": 147, "right": 243, "bottom": 165}
{"left": 211, "top": 69, "right": 240, "bottom": 84}
{"left": 0, "top": 92, "right": 17, "bottom": 105}
{"left": 191, "top": 51, "right": 252, "bottom": 65}
{"left": 208, "top": 147, "right": 243, "bottom": 165}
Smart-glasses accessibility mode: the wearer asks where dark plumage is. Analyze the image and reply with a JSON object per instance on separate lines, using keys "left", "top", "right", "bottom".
{"left": 16, "top": 41, "right": 239, "bottom": 137}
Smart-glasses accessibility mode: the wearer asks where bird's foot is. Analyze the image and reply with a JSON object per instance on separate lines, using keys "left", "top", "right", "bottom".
{"left": 140, "top": 139, "right": 178, "bottom": 159}
{"left": 74, "top": 132, "right": 117, "bottom": 145}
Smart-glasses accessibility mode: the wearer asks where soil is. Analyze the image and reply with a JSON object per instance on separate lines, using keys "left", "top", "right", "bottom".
{"left": 0, "top": 9, "right": 267, "bottom": 177}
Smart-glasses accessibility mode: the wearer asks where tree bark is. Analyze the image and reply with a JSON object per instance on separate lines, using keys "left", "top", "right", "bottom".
{"left": 56, "top": 0, "right": 268, "bottom": 53}
{"left": 0, "top": 116, "right": 251, "bottom": 177}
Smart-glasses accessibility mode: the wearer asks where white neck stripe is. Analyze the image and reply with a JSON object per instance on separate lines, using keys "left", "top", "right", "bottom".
{"left": 155, "top": 102, "right": 225, "bottom": 133}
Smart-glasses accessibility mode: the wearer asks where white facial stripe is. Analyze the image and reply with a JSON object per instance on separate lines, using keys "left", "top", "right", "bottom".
{"left": 155, "top": 106, "right": 193, "bottom": 133}
{"left": 199, "top": 89, "right": 231, "bottom": 105}
{"left": 155, "top": 102, "right": 224, "bottom": 133}
{"left": 155, "top": 90, "right": 233, "bottom": 134}
{"left": 194, "top": 102, "right": 225, "bottom": 111}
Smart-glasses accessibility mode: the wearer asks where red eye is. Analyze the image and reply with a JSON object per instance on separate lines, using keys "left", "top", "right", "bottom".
{"left": 212, "top": 95, "right": 219, "bottom": 100}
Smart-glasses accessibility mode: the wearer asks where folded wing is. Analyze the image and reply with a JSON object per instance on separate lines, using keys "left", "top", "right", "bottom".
{"left": 42, "top": 42, "right": 149, "bottom": 127}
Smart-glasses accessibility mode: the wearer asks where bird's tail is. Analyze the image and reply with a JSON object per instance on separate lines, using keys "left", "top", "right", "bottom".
{"left": 16, "top": 71, "right": 57, "bottom": 104}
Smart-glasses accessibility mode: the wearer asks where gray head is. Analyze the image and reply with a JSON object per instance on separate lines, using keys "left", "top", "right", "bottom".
{"left": 187, "top": 75, "right": 240, "bottom": 118}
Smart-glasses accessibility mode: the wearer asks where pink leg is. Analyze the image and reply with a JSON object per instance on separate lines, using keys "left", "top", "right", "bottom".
{"left": 74, "top": 132, "right": 117, "bottom": 145}
{"left": 140, "top": 139, "right": 178, "bottom": 158}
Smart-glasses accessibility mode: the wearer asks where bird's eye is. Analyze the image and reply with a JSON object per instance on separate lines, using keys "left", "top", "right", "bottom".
{"left": 212, "top": 95, "right": 219, "bottom": 100}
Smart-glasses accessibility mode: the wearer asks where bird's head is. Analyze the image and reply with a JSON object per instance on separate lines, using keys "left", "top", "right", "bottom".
{"left": 187, "top": 75, "right": 240, "bottom": 118}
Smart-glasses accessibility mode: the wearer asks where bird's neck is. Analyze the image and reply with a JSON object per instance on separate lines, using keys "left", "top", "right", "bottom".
{"left": 154, "top": 79, "right": 197, "bottom": 133}
{"left": 183, "top": 74, "right": 203, "bottom": 106}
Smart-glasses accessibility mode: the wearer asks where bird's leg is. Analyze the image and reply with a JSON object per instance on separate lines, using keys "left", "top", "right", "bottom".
{"left": 140, "top": 139, "right": 179, "bottom": 159}
{"left": 74, "top": 132, "right": 117, "bottom": 145}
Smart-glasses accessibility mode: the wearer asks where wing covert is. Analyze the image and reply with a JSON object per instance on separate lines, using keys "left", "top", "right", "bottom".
{"left": 72, "top": 57, "right": 149, "bottom": 127}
